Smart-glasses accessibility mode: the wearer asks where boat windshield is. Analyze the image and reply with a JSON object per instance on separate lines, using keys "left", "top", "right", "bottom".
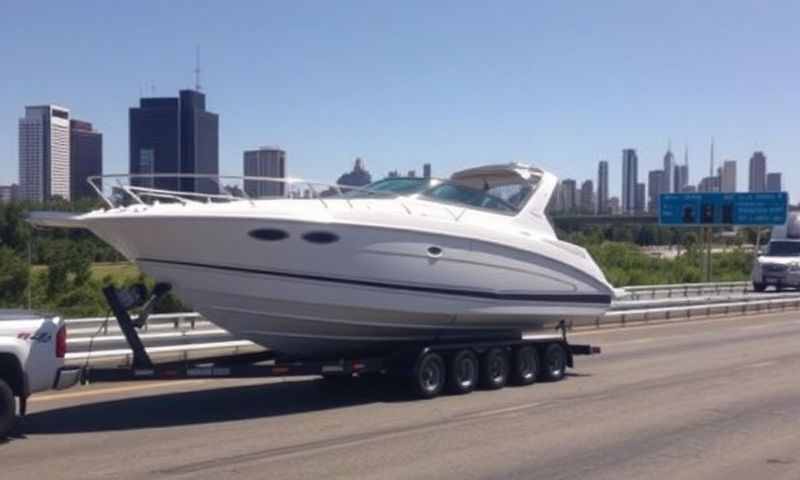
{"left": 421, "top": 182, "right": 531, "bottom": 214}
{"left": 767, "top": 241, "right": 800, "bottom": 257}
{"left": 344, "top": 177, "right": 433, "bottom": 198}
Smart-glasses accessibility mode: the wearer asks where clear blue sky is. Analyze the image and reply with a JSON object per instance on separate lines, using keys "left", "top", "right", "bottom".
{"left": 1, "top": 1, "right": 798, "bottom": 201}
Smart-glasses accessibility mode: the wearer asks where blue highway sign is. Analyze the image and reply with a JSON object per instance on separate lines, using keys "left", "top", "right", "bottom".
{"left": 659, "top": 192, "right": 788, "bottom": 226}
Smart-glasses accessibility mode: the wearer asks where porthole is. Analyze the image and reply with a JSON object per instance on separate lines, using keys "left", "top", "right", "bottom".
{"left": 302, "top": 231, "right": 339, "bottom": 244}
{"left": 249, "top": 228, "right": 289, "bottom": 241}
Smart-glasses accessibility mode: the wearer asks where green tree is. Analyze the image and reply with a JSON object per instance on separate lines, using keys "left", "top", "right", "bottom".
{"left": 0, "top": 247, "right": 29, "bottom": 307}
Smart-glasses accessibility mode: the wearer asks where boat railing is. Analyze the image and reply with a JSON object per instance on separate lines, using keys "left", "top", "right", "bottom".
{"left": 87, "top": 173, "right": 403, "bottom": 210}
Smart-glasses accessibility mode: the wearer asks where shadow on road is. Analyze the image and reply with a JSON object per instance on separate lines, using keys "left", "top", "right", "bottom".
{"left": 21, "top": 376, "right": 410, "bottom": 436}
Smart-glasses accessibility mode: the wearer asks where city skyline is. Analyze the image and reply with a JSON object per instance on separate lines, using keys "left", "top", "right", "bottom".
{"left": 1, "top": 2, "right": 798, "bottom": 201}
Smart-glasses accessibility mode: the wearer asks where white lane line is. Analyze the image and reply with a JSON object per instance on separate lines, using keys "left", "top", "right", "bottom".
{"left": 465, "top": 402, "right": 543, "bottom": 419}
{"left": 745, "top": 361, "right": 777, "bottom": 369}
{"left": 30, "top": 380, "right": 208, "bottom": 403}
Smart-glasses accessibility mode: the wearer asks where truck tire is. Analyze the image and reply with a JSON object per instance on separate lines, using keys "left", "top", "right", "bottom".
{"left": 412, "top": 352, "right": 446, "bottom": 399}
{"left": 480, "top": 348, "right": 509, "bottom": 390}
{"left": 447, "top": 349, "right": 478, "bottom": 394}
{"left": 539, "top": 343, "right": 567, "bottom": 382}
{"left": 511, "top": 345, "right": 538, "bottom": 386}
{"left": 0, "top": 378, "right": 16, "bottom": 439}
{"left": 753, "top": 282, "right": 766, "bottom": 292}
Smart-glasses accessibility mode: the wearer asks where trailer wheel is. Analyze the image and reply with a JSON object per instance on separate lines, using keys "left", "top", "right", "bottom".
{"left": 447, "top": 349, "right": 479, "bottom": 394}
{"left": 540, "top": 343, "right": 567, "bottom": 382}
{"left": 753, "top": 282, "right": 766, "bottom": 292}
{"left": 412, "top": 352, "right": 446, "bottom": 399}
{"left": 0, "top": 378, "right": 16, "bottom": 439}
{"left": 480, "top": 348, "right": 509, "bottom": 390}
{"left": 512, "top": 346, "right": 538, "bottom": 386}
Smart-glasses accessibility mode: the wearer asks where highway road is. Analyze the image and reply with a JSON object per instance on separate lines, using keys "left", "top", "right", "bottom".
{"left": 3, "top": 311, "right": 800, "bottom": 479}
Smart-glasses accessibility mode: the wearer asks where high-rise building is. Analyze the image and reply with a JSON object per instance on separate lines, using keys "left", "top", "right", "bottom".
{"left": 18, "top": 105, "right": 71, "bottom": 202}
{"left": 243, "top": 147, "right": 286, "bottom": 198}
{"left": 766, "top": 172, "right": 782, "bottom": 192}
{"left": 748, "top": 151, "right": 767, "bottom": 192}
{"left": 608, "top": 196, "right": 621, "bottom": 215}
{"left": 423, "top": 163, "right": 432, "bottom": 178}
{"left": 337, "top": 158, "right": 372, "bottom": 187}
{"left": 720, "top": 160, "right": 736, "bottom": 193}
{"left": 635, "top": 183, "right": 646, "bottom": 213}
{"left": 407, "top": 170, "right": 417, "bottom": 178}
{"left": 698, "top": 176, "right": 721, "bottom": 192}
{"left": 648, "top": 170, "right": 665, "bottom": 212}
{"left": 561, "top": 179, "right": 577, "bottom": 212}
{"left": 69, "top": 119, "right": 102, "bottom": 200}
{"left": 0, "top": 184, "right": 16, "bottom": 204}
{"left": 597, "top": 160, "right": 609, "bottom": 214}
{"left": 129, "top": 89, "right": 219, "bottom": 193}
{"left": 579, "top": 179, "right": 594, "bottom": 214}
{"left": 621, "top": 149, "right": 638, "bottom": 214}
{"left": 662, "top": 147, "right": 675, "bottom": 194}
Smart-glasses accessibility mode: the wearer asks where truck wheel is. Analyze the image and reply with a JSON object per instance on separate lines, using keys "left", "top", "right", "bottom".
{"left": 412, "top": 352, "right": 446, "bottom": 399}
{"left": 0, "top": 378, "right": 16, "bottom": 439}
{"left": 480, "top": 348, "right": 509, "bottom": 390}
{"left": 512, "top": 346, "right": 538, "bottom": 386}
{"left": 540, "top": 343, "right": 567, "bottom": 382}
{"left": 447, "top": 349, "right": 478, "bottom": 394}
{"left": 753, "top": 282, "right": 766, "bottom": 292}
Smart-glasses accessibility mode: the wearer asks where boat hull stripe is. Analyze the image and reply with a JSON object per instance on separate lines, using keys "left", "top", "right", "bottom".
{"left": 137, "top": 258, "right": 612, "bottom": 304}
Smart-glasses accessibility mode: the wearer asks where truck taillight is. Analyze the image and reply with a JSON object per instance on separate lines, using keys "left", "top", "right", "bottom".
{"left": 56, "top": 324, "right": 67, "bottom": 358}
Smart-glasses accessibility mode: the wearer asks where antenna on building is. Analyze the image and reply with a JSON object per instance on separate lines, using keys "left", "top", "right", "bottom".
{"left": 194, "top": 45, "right": 202, "bottom": 92}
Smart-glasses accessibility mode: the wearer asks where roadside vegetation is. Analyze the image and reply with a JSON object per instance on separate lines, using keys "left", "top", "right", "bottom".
{"left": 0, "top": 202, "right": 758, "bottom": 317}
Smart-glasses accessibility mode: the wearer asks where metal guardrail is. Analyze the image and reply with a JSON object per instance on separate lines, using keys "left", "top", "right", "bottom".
{"left": 620, "top": 281, "right": 751, "bottom": 300}
{"left": 62, "top": 286, "right": 800, "bottom": 367}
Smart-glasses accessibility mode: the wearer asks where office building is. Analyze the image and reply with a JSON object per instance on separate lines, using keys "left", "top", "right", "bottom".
{"left": 597, "top": 160, "right": 609, "bottom": 214}
{"left": 129, "top": 89, "right": 219, "bottom": 193}
{"left": 749, "top": 151, "right": 767, "bottom": 192}
{"left": 579, "top": 179, "right": 594, "bottom": 214}
{"left": 720, "top": 160, "right": 736, "bottom": 193}
{"left": 69, "top": 120, "right": 102, "bottom": 200}
{"left": 766, "top": 172, "right": 782, "bottom": 192}
{"left": 608, "top": 196, "right": 621, "bottom": 215}
{"left": 423, "top": 163, "right": 432, "bottom": 178}
{"left": 18, "top": 105, "right": 71, "bottom": 202}
{"left": 0, "top": 184, "right": 17, "bottom": 204}
{"left": 698, "top": 175, "right": 721, "bottom": 192}
{"left": 243, "top": 147, "right": 286, "bottom": 198}
{"left": 635, "top": 183, "right": 646, "bottom": 213}
{"left": 648, "top": 170, "right": 665, "bottom": 212}
{"left": 560, "top": 179, "right": 577, "bottom": 212}
{"left": 662, "top": 147, "right": 675, "bottom": 194}
{"left": 621, "top": 149, "right": 638, "bottom": 214}
{"left": 337, "top": 157, "right": 372, "bottom": 187}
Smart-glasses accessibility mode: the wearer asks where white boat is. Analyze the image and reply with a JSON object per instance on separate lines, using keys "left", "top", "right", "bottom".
{"left": 30, "top": 163, "right": 615, "bottom": 359}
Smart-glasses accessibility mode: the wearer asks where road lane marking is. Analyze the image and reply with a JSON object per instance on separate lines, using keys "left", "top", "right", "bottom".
{"left": 30, "top": 380, "right": 208, "bottom": 403}
{"left": 464, "top": 402, "right": 543, "bottom": 418}
{"left": 745, "top": 361, "right": 777, "bottom": 369}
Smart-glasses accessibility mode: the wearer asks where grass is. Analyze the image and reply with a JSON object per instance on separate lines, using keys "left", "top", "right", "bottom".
{"left": 31, "top": 262, "right": 141, "bottom": 282}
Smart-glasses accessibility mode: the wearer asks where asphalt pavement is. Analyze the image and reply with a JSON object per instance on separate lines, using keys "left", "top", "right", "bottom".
{"left": 3, "top": 310, "right": 800, "bottom": 479}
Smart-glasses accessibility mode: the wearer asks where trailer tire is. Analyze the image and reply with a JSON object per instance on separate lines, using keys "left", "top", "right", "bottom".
{"left": 0, "top": 378, "right": 16, "bottom": 439}
{"left": 412, "top": 352, "right": 446, "bottom": 399}
{"left": 447, "top": 349, "right": 479, "bottom": 394}
{"left": 511, "top": 346, "right": 538, "bottom": 386}
{"left": 540, "top": 343, "right": 567, "bottom": 382}
{"left": 480, "top": 348, "right": 509, "bottom": 390}
{"left": 753, "top": 282, "right": 766, "bottom": 292}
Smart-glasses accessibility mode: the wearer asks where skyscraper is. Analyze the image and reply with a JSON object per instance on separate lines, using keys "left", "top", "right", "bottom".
{"left": 720, "top": 160, "right": 736, "bottom": 193}
{"left": 748, "top": 151, "right": 767, "bottom": 192}
{"left": 621, "top": 149, "right": 638, "bottom": 214}
{"left": 561, "top": 179, "right": 577, "bottom": 213}
{"left": 69, "top": 119, "right": 102, "bottom": 200}
{"left": 243, "top": 147, "right": 286, "bottom": 198}
{"left": 423, "top": 163, "right": 432, "bottom": 178}
{"left": 129, "top": 89, "right": 219, "bottom": 193}
{"left": 662, "top": 146, "right": 675, "bottom": 194}
{"left": 579, "top": 179, "right": 594, "bottom": 214}
{"left": 597, "top": 160, "right": 609, "bottom": 214}
{"left": 766, "top": 172, "right": 782, "bottom": 192}
{"left": 698, "top": 176, "right": 721, "bottom": 192}
{"left": 18, "top": 105, "right": 71, "bottom": 202}
{"left": 648, "top": 170, "right": 665, "bottom": 212}
{"left": 635, "top": 183, "right": 646, "bottom": 213}
{"left": 337, "top": 158, "right": 372, "bottom": 187}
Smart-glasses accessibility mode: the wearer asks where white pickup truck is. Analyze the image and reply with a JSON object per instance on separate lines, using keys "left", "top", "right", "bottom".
{"left": 0, "top": 310, "right": 80, "bottom": 438}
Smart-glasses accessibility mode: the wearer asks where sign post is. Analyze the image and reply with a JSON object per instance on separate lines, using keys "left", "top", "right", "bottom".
{"left": 659, "top": 192, "right": 788, "bottom": 282}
